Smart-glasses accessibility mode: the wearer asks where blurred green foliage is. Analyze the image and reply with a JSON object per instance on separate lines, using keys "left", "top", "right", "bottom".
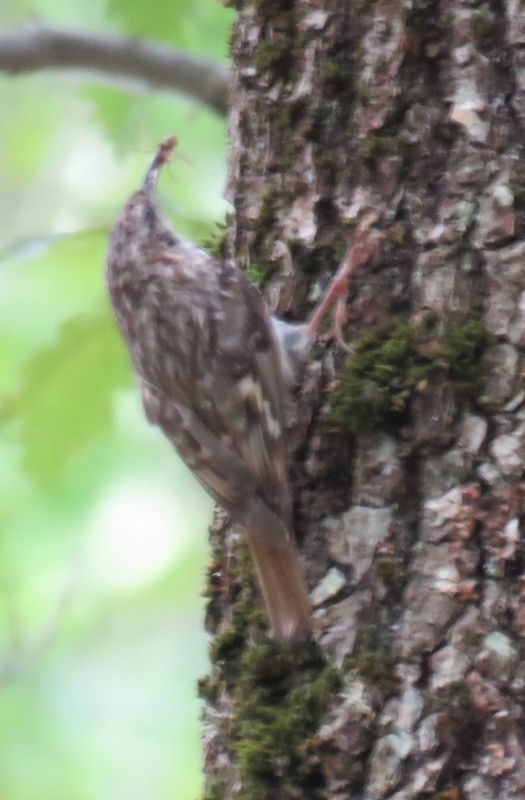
{"left": 0, "top": 0, "right": 233, "bottom": 797}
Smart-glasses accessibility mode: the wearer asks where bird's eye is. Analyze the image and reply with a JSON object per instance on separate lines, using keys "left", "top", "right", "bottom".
{"left": 143, "top": 206, "right": 156, "bottom": 227}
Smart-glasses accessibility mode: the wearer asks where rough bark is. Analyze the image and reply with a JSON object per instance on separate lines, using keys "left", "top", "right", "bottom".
{"left": 201, "top": 2, "right": 525, "bottom": 799}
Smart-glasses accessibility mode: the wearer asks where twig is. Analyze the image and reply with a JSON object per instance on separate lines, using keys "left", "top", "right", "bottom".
{"left": 0, "top": 23, "right": 230, "bottom": 116}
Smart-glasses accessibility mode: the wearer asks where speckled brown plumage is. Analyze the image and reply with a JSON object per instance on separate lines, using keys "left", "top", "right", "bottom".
{"left": 106, "top": 138, "right": 311, "bottom": 639}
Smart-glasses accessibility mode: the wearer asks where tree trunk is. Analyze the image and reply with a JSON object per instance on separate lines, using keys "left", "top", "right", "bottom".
{"left": 200, "top": 2, "right": 525, "bottom": 798}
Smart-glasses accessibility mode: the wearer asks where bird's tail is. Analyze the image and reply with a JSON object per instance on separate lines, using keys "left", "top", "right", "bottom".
{"left": 242, "top": 499, "right": 311, "bottom": 640}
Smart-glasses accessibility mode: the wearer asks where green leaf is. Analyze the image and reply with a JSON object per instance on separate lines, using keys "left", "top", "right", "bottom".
{"left": 106, "top": 0, "right": 185, "bottom": 46}
{"left": 0, "top": 229, "right": 108, "bottom": 387}
{"left": 82, "top": 86, "right": 141, "bottom": 153}
{"left": 0, "top": 0, "right": 32, "bottom": 25}
{"left": 106, "top": 0, "right": 233, "bottom": 58}
{"left": 2, "top": 314, "right": 131, "bottom": 484}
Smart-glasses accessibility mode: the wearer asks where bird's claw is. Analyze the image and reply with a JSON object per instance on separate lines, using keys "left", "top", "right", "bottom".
{"left": 307, "top": 211, "right": 381, "bottom": 350}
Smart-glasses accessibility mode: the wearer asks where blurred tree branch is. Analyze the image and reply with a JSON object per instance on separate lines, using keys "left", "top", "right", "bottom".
{"left": 0, "top": 23, "right": 229, "bottom": 116}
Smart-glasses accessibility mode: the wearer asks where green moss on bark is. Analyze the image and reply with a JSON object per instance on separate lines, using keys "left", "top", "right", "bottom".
{"left": 201, "top": 541, "right": 341, "bottom": 800}
{"left": 254, "top": 40, "right": 289, "bottom": 75}
{"left": 440, "top": 316, "right": 489, "bottom": 397}
{"left": 374, "top": 555, "right": 406, "bottom": 601}
{"left": 470, "top": 6, "right": 498, "bottom": 51}
{"left": 288, "top": 240, "right": 345, "bottom": 276}
{"left": 348, "top": 624, "right": 400, "bottom": 697}
{"left": 201, "top": 213, "right": 233, "bottom": 259}
{"left": 203, "top": 775, "right": 229, "bottom": 800}
{"left": 257, "top": 185, "right": 282, "bottom": 228}
{"left": 249, "top": 186, "right": 285, "bottom": 278}
{"left": 329, "top": 316, "right": 489, "bottom": 434}
{"left": 360, "top": 131, "right": 410, "bottom": 170}
{"left": 233, "top": 641, "right": 341, "bottom": 800}
{"left": 320, "top": 60, "right": 353, "bottom": 93}
{"left": 245, "top": 265, "right": 269, "bottom": 286}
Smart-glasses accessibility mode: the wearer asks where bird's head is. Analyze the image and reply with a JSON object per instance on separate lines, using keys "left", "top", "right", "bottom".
{"left": 107, "top": 136, "right": 179, "bottom": 267}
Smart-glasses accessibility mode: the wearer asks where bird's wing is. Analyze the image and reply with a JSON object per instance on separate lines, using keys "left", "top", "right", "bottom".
{"left": 141, "top": 381, "right": 257, "bottom": 513}
{"left": 209, "top": 270, "right": 292, "bottom": 520}
{"left": 142, "top": 380, "right": 310, "bottom": 639}
{"left": 137, "top": 253, "right": 293, "bottom": 522}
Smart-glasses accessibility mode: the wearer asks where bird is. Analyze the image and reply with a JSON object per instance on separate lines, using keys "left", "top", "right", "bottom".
{"left": 105, "top": 136, "right": 376, "bottom": 639}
